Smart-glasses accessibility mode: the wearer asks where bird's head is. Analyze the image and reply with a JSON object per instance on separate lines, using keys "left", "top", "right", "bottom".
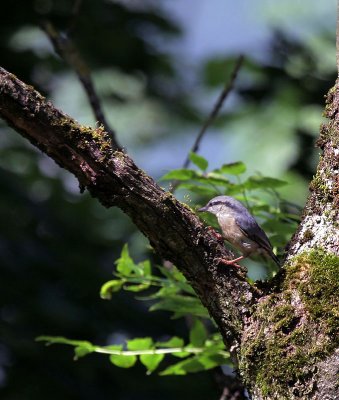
{"left": 198, "top": 195, "right": 244, "bottom": 218}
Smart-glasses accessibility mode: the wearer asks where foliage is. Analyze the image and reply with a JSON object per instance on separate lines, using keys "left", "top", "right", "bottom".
{"left": 1, "top": 2, "right": 335, "bottom": 398}
{"left": 38, "top": 244, "right": 230, "bottom": 375}
{"left": 37, "top": 155, "right": 300, "bottom": 376}
{"left": 164, "top": 153, "right": 299, "bottom": 255}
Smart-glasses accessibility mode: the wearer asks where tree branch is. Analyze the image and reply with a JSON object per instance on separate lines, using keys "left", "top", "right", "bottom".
{"left": 0, "top": 66, "right": 257, "bottom": 361}
{"left": 41, "top": 21, "right": 121, "bottom": 150}
{"left": 1, "top": 67, "right": 338, "bottom": 399}
{"left": 182, "top": 55, "right": 244, "bottom": 169}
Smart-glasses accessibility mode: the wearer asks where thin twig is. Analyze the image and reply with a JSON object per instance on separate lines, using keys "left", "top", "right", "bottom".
{"left": 41, "top": 20, "right": 121, "bottom": 150}
{"left": 183, "top": 55, "right": 244, "bottom": 169}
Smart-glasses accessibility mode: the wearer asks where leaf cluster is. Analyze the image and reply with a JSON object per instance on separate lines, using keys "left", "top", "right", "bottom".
{"left": 37, "top": 156, "right": 300, "bottom": 376}
{"left": 164, "top": 153, "right": 299, "bottom": 252}
{"left": 38, "top": 245, "right": 230, "bottom": 375}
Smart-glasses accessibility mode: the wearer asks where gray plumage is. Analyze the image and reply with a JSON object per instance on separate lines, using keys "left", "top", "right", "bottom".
{"left": 198, "top": 195, "right": 279, "bottom": 266}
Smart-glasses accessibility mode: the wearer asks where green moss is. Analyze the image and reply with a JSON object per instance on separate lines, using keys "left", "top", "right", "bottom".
{"left": 240, "top": 249, "right": 339, "bottom": 398}
{"left": 286, "top": 250, "right": 339, "bottom": 337}
{"left": 318, "top": 82, "right": 339, "bottom": 148}
{"left": 60, "top": 118, "right": 113, "bottom": 162}
{"left": 309, "top": 167, "right": 331, "bottom": 200}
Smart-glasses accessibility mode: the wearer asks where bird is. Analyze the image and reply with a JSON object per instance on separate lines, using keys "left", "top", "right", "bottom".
{"left": 198, "top": 195, "right": 280, "bottom": 267}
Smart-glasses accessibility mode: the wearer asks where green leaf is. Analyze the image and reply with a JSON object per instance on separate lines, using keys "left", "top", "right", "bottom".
{"left": 156, "top": 266, "right": 195, "bottom": 294}
{"left": 140, "top": 353, "right": 164, "bottom": 373}
{"left": 170, "top": 268, "right": 186, "bottom": 283}
{"left": 149, "top": 295, "right": 209, "bottom": 318}
{"left": 189, "top": 152, "right": 208, "bottom": 171}
{"left": 36, "top": 336, "right": 95, "bottom": 360}
{"left": 160, "top": 169, "right": 201, "bottom": 181}
{"left": 150, "top": 285, "right": 180, "bottom": 299}
{"left": 74, "top": 344, "right": 95, "bottom": 359}
{"left": 197, "top": 353, "right": 230, "bottom": 369}
{"left": 123, "top": 282, "right": 150, "bottom": 292}
{"left": 171, "top": 351, "right": 190, "bottom": 358}
{"left": 218, "top": 161, "right": 246, "bottom": 175}
{"left": 156, "top": 336, "right": 184, "bottom": 348}
{"left": 159, "top": 353, "right": 228, "bottom": 375}
{"left": 176, "top": 281, "right": 196, "bottom": 295}
{"left": 127, "top": 337, "right": 153, "bottom": 351}
{"left": 115, "top": 244, "right": 136, "bottom": 275}
{"left": 36, "top": 336, "right": 91, "bottom": 348}
{"left": 109, "top": 354, "right": 137, "bottom": 368}
{"left": 100, "top": 279, "right": 124, "bottom": 299}
{"left": 189, "top": 319, "right": 207, "bottom": 347}
{"left": 155, "top": 337, "right": 188, "bottom": 358}
{"left": 102, "top": 344, "right": 123, "bottom": 352}
{"left": 140, "top": 260, "right": 151, "bottom": 276}
{"left": 115, "top": 244, "right": 144, "bottom": 277}
{"left": 198, "top": 172, "right": 231, "bottom": 185}
{"left": 243, "top": 176, "right": 287, "bottom": 190}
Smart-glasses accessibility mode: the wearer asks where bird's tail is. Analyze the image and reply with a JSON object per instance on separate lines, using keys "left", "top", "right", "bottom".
{"left": 270, "top": 250, "right": 280, "bottom": 267}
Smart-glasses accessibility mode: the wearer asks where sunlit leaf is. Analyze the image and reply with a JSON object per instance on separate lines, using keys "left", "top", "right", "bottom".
{"left": 159, "top": 353, "right": 228, "bottom": 375}
{"left": 218, "top": 161, "right": 246, "bottom": 175}
{"left": 100, "top": 279, "right": 124, "bottom": 299}
{"left": 109, "top": 354, "right": 137, "bottom": 368}
{"left": 74, "top": 344, "right": 95, "bottom": 359}
{"left": 36, "top": 336, "right": 96, "bottom": 360}
{"left": 243, "top": 176, "right": 287, "bottom": 189}
{"left": 36, "top": 336, "right": 92, "bottom": 348}
{"left": 115, "top": 244, "right": 144, "bottom": 277}
{"left": 140, "top": 353, "right": 164, "bottom": 373}
{"left": 199, "top": 173, "right": 231, "bottom": 185}
{"left": 124, "top": 282, "right": 151, "bottom": 292}
{"left": 127, "top": 337, "right": 153, "bottom": 351}
{"left": 156, "top": 336, "right": 184, "bottom": 348}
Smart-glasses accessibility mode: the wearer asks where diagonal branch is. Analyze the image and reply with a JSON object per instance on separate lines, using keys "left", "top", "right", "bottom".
{"left": 1, "top": 66, "right": 338, "bottom": 400}
{"left": 0, "top": 67, "right": 258, "bottom": 362}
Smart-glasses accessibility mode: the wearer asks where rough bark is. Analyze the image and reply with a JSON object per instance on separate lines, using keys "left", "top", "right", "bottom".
{"left": 0, "top": 66, "right": 256, "bottom": 359}
{"left": 0, "top": 67, "right": 338, "bottom": 399}
{"left": 238, "top": 84, "right": 339, "bottom": 399}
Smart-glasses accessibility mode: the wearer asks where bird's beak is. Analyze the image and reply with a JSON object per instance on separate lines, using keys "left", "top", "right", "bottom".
{"left": 198, "top": 206, "right": 208, "bottom": 212}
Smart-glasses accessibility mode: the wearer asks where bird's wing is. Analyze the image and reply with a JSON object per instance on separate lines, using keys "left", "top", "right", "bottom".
{"left": 235, "top": 214, "right": 280, "bottom": 265}
{"left": 235, "top": 213, "right": 273, "bottom": 253}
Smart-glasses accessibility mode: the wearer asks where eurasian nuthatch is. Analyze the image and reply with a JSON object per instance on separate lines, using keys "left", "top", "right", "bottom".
{"left": 198, "top": 195, "right": 280, "bottom": 267}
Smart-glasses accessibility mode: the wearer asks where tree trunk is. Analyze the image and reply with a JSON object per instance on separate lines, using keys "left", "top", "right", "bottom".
{"left": 0, "top": 67, "right": 338, "bottom": 399}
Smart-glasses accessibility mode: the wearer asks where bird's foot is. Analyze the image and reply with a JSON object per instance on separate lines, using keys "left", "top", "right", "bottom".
{"left": 217, "top": 255, "right": 245, "bottom": 269}
{"left": 206, "top": 226, "right": 224, "bottom": 244}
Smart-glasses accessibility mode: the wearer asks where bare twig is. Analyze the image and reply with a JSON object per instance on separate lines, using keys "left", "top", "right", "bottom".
{"left": 41, "top": 21, "right": 121, "bottom": 150}
{"left": 183, "top": 55, "right": 244, "bottom": 169}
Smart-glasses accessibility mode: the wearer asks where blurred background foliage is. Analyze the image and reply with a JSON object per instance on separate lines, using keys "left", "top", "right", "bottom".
{"left": 0, "top": 0, "right": 337, "bottom": 399}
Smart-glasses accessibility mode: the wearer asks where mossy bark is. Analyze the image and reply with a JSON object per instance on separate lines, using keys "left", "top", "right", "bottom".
{"left": 0, "top": 68, "right": 338, "bottom": 399}
{"left": 0, "top": 66, "right": 256, "bottom": 359}
{"left": 238, "top": 82, "right": 339, "bottom": 399}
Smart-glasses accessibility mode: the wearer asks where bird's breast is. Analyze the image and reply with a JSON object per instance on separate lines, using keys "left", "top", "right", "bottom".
{"left": 217, "top": 214, "right": 258, "bottom": 255}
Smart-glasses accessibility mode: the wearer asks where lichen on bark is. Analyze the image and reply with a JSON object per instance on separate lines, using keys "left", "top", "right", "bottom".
{"left": 239, "top": 250, "right": 339, "bottom": 399}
